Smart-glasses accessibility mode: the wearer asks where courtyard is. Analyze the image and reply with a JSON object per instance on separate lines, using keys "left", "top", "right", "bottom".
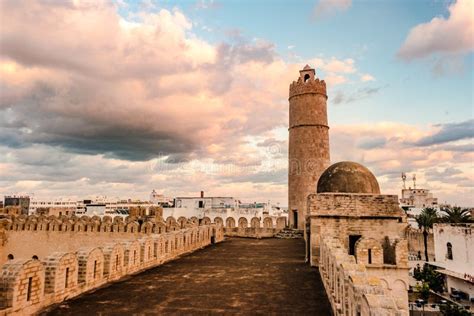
{"left": 42, "top": 238, "right": 331, "bottom": 315}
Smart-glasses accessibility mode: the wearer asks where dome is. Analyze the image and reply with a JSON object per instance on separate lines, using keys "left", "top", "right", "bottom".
{"left": 317, "top": 161, "right": 380, "bottom": 194}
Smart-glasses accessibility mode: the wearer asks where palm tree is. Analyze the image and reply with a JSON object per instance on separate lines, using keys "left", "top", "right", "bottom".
{"left": 415, "top": 208, "right": 438, "bottom": 262}
{"left": 440, "top": 206, "right": 471, "bottom": 223}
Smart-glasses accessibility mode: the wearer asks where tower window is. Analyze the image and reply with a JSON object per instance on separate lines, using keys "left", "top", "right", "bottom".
{"left": 27, "top": 277, "right": 33, "bottom": 301}
{"left": 446, "top": 242, "right": 453, "bottom": 260}
{"left": 304, "top": 74, "right": 310, "bottom": 82}
{"left": 368, "top": 249, "right": 372, "bottom": 264}
{"left": 65, "top": 267, "right": 69, "bottom": 288}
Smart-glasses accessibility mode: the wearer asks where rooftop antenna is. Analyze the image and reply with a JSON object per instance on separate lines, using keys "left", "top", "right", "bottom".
{"left": 401, "top": 173, "right": 407, "bottom": 189}
{"left": 412, "top": 174, "right": 417, "bottom": 189}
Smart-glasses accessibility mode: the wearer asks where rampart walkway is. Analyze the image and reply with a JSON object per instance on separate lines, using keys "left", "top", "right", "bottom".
{"left": 43, "top": 238, "right": 331, "bottom": 315}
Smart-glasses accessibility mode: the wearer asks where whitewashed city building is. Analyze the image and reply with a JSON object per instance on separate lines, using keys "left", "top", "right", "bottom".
{"left": 433, "top": 223, "right": 474, "bottom": 301}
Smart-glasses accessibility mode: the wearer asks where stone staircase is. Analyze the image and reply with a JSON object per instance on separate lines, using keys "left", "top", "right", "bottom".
{"left": 275, "top": 228, "right": 304, "bottom": 239}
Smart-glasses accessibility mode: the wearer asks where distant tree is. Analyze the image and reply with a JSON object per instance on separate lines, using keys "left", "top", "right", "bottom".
{"left": 440, "top": 206, "right": 471, "bottom": 223}
{"left": 440, "top": 303, "right": 470, "bottom": 316}
{"left": 415, "top": 282, "right": 430, "bottom": 300}
{"left": 413, "top": 263, "right": 444, "bottom": 293}
{"left": 416, "top": 208, "right": 438, "bottom": 262}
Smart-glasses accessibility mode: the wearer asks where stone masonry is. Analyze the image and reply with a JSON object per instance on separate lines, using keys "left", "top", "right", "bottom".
{"left": 288, "top": 65, "right": 330, "bottom": 229}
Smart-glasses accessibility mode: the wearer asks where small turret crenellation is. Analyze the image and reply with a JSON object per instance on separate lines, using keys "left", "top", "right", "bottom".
{"left": 289, "top": 76, "right": 327, "bottom": 99}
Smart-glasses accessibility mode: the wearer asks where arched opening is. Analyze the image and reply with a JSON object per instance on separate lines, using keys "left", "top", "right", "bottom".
{"left": 7, "top": 254, "right": 14, "bottom": 260}
{"left": 382, "top": 236, "right": 396, "bottom": 264}
{"left": 32, "top": 255, "right": 39, "bottom": 260}
{"left": 304, "top": 74, "right": 310, "bottom": 82}
{"left": 446, "top": 242, "right": 453, "bottom": 260}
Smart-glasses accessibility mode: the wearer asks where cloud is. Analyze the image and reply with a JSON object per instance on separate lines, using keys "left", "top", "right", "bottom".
{"left": 397, "top": 0, "right": 474, "bottom": 60}
{"left": 329, "top": 121, "right": 473, "bottom": 206}
{"left": 431, "top": 55, "right": 465, "bottom": 76}
{"left": 313, "top": 0, "right": 351, "bottom": 19}
{"left": 357, "top": 137, "right": 386, "bottom": 149}
{"left": 414, "top": 119, "right": 474, "bottom": 146}
{"left": 332, "top": 86, "right": 383, "bottom": 105}
{"left": 0, "top": 0, "right": 280, "bottom": 162}
{"left": 360, "top": 74, "right": 375, "bottom": 82}
{"left": 194, "top": 0, "right": 221, "bottom": 10}
{"left": 1, "top": 0, "right": 431, "bottom": 206}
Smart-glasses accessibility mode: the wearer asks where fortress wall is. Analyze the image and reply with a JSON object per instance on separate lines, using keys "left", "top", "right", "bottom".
{"left": 308, "top": 193, "right": 403, "bottom": 218}
{"left": 319, "top": 237, "right": 408, "bottom": 316}
{"left": 0, "top": 215, "right": 224, "bottom": 315}
{"left": 222, "top": 216, "right": 287, "bottom": 238}
{"left": 406, "top": 228, "right": 435, "bottom": 261}
{"left": 309, "top": 216, "right": 408, "bottom": 267}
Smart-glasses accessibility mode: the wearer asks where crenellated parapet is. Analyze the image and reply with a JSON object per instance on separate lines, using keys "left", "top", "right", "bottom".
{"left": 0, "top": 222, "right": 224, "bottom": 315}
{"left": 223, "top": 216, "right": 287, "bottom": 238}
{"left": 319, "top": 237, "right": 408, "bottom": 315}
{"left": 289, "top": 76, "right": 327, "bottom": 99}
{"left": 0, "top": 214, "right": 210, "bottom": 235}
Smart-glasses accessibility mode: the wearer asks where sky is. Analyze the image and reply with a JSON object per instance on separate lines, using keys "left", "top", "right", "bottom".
{"left": 0, "top": 0, "right": 472, "bottom": 206}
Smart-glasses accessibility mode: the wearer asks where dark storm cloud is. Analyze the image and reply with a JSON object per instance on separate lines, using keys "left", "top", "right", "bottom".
{"left": 0, "top": 79, "right": 196, "bottom": 161}
{"left": 415, "top": 119, "right": 473, "bottom": 146}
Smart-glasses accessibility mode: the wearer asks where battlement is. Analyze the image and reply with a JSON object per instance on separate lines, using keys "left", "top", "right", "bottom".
{"left": 319, "top": 237, "right": 408, "bottom": 315}
{"left": 289, "top": 76, "right": 327, "bottom": 99}
{"left": 0, "top": 215, "right": 225, "bottom": 315}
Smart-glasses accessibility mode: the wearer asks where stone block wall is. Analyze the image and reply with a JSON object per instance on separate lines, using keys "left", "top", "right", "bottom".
{"left": 222, "top": 216, "right": 287, "bottom": 238}
{"left": 43, "top": 252, "right": 78, "bottom": 297}
{"left": 406, "top": 227, "right": 435, "bottom": 261}
{"left": 319, "top": 237, "right": 408, "bottom": 316}
{"left": 308, "top": 192, "right": 410, "bottom": 314}
{"left": 0, "top": 215, "right": 224, "bottom": 315}
{"left": 102, "top": 243, "right": 124, "bottom": 280}
{"left": 308, "top": 193, "right": 403, "bottom": 218}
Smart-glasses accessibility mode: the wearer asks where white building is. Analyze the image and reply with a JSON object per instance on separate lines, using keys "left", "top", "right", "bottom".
{"left": 149, "top": 190, "right": 173, "bottom": 206}
{"left": 164, "top": 192, "right": 286, "bottom": 225}
{"left": 400, "top": 184, "right": 440, "bottom": 228}
{"left": 29, "top": 199, "right": 77, "bottom": 216}
{"left": 433, "top": 223, "right": 474, "bottom": 300}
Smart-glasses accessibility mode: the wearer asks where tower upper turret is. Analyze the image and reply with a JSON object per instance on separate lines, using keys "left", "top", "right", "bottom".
{"left": 289, "top": 65, "right": 327, "bottom": 99}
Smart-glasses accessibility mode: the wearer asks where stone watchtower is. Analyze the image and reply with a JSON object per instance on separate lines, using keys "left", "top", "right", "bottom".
{"left": 288, "top": 65, "right": 330, "bottom": 229}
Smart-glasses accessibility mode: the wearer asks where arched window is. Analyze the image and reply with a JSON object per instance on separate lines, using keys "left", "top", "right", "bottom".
{"left": 446, "top": 242, "right": 453, "bottom": 260}
{"left": 304, "top": 74, "right": 310, "bottom": 82}
{"left": 32, "top": 255, "right": 39, "bottom": 260}
{"left": 7, "top": 254, "right": 14, "bottom": 260}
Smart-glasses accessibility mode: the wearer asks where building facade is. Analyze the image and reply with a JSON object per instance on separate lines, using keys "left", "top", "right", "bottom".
{"left": 4, "top": 196, "right": 30, "bottom": 215}
{"left": 288, "top": 65, "right": 330, "bottom": 229}
{"left": 433, "top": 223, "right": 473, "bottom": 301}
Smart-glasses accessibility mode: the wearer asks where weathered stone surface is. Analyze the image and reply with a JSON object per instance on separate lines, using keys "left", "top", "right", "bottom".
{"left": 317, "top": 161, "right": 380, "bottom": 194}
{"left": 288, "top": 66, "right": 330, "bottom": 229}
{"left": 43, "top": 238, "right": 331, "bottom": 315}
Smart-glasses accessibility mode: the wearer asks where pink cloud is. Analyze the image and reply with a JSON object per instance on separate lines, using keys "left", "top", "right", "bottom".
{"left": 398, "top": 0, "right": 474, "bottom": 60}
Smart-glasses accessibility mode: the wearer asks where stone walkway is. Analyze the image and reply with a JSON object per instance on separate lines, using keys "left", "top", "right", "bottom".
{"left": 43, "top": 238, "right": 331, "bottom": 315}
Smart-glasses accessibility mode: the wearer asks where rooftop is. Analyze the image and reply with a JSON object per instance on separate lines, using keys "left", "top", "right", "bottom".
{"left": 44, "top": 238, "right": 331, "bottom": 315}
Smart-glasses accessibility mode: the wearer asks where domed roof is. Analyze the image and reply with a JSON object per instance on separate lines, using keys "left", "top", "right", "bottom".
{"left": 317, "top": 161, "right": 380, "bottom": 194}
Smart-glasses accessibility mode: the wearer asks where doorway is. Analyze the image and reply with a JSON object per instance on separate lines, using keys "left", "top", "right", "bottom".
{"left": 293, "top": 210, "right": 298, "bottom": 229}
{"left": 349, "top": 235, "right": 362, "bottom": 256}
